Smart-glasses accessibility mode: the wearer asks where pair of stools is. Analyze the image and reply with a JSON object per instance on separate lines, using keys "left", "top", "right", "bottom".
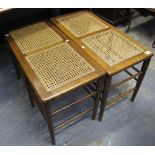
{"left": 6, "top": 11, "right": 153, "bottom": 145}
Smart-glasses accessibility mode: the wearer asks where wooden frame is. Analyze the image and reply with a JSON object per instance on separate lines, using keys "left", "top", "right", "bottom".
{"left": 51, "top": 10, "right": 153, "bottom": 75}
{"left": 6, "top": 21, "right": 105, "bottom": 102}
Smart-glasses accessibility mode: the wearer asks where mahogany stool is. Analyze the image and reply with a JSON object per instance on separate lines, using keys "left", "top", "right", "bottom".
{"left": 51, "top": 11, "right": 154, "bottom": 121}
{"left": 5, "top": 21, "right": 105, "bottom": 144}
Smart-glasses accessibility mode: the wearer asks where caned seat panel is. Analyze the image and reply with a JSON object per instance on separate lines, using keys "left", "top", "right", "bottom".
{"left": 82, "top": 29, "right": 144, "bottom": 66}
{"left": 10, "top": 22, "right": 63, "bottom": 54}
{"left": 26, "top": 43, "right": 95, "bottom": 92}
{"left": 56, "top": 12, "right": 108, "bottom": 37}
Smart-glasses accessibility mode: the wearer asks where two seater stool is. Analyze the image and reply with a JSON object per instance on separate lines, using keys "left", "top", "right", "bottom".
{"left": 5, "top": 21, "right": 105, "bottom": 145}
{"left": 51, "top": 10, "right": 154, "bottom": 121}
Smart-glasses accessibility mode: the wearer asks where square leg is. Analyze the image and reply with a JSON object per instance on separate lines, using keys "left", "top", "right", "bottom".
{"left": 44, "top": 103, "right": 56, "bottom": 145}
{"left": 92, "top": 76, "right": 104, "bottom": 120}
{"left": 131, "top": 58, "right": 151, "bottom": 102}
{"left": 24, "top": 78, "right": 35, "bottom": 107}
{"left": 99, "top": 75, "right": 112, "bottom": 121}
{"left": 11, "top": 54, "right": 21, "bottom": 80}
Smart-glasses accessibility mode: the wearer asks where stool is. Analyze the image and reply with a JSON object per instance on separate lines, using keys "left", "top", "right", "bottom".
{"left": 51, "top": 10, "right": 154, "bottom": 121}
{"left": 5, "top": 21, "right": 105, "bottom": 145}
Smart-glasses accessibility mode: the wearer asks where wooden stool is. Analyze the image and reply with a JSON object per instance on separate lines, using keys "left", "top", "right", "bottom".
{"left": 51, "top": 11, "right": 154, "bottom": 121}
{"left": 5, "top": 21, "right": 105, "bottom": 145}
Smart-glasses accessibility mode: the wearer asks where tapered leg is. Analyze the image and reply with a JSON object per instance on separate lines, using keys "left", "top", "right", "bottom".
{"left": 14, "top": 60, "right": 20, "bottom": 80}
{"left": 24, "top": 78, "right": 35, "bottom": 107}
{"left": 11, "top": 55, "right": 21, "bottom": 80}
{"left": 92, "top": 76, "right": 104, "bottom": 120}
{"left": 131, "top": 58, "right": 151, "bottom": 102}
{"left": 99, "top": 75, "right": 112, "bottom": 121}
{"left": 44, "top": 103, "right": 56, "bottom": 145}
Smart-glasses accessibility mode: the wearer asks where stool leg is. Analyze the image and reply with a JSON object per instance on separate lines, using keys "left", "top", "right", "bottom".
{"left": 92, "top": 76, "right": 104, "bottom": 120}
{"left": 8, "top": 45, "right": 20, "bottom": 80}
{"left": 24, "top": 78, "right": 35, "bottom": 107}
{"left": 44, "top": 103, "right": 56, "bottom": 145}
{"left": 131, "top": 58, "right": 151, "bottom": 102}
{"left": 14, "top": 61, "right": 20, "bottom": 80}
{"left": 12, "top": 56, "right": 21, "bottom": 80}
{"left": 99, "top": 75, "right": 112, "bottom": 121}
